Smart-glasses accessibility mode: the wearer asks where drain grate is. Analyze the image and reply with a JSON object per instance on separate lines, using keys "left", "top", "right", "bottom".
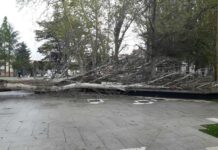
{"left": 133, "top": 100, "right": 154, "bottom": 105}
{"left": 87, "top": 99, "right": 104, "bottom": 104}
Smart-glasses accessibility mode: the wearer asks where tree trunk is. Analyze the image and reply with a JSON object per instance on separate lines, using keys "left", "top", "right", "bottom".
{"left": 186, "top": 61, "right": 190, "bottom": 74}
{"left": 3, "top": 44, "right": 6, "bottom": 77}
{"left": 114, "top": 15, "right": 124, "bottom": 65}
{"left": 4, "top": 56, "right": 7, "bottom": 77}
{"left": 92, "top": 48, "right": 97, "bottom": 69}
{"left": 8, "top": 49, "right": 10, "bottom": 77}
{"left": 106, "top": 0, "right": 111, "bottom": 64}
{"left": 215, "top": 5, "right": 218, "bottom": 81}
{"left": 2, "top": 82, "right": 126, "bottom": 92}
{"left": 150, "top": 57, "right": 156, "bottom": 79}
{"left": 149, "top": 0, "right": 157, "bottom": 79}
{"left": 79, "top": 58, "right": 85, "bottom": 74}
{"left": 114, "top": 40, "right": 119, "bottom": 65}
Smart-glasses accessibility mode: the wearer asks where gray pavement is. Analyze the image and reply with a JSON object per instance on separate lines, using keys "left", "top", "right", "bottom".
{"left": 0, "top": 93, "right": 218, "bottom": 150}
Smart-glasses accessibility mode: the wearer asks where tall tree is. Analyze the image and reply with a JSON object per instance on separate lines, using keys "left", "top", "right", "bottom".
{"left": 112, "top": 0, "right": 141, "bottom": 64}
{"left": 13, "top": 42, "right": 31, "bottom": 76}
{"left": 216, "top": 3, "right": 218, "bottom": 80}
{"left": 27, "top": 0, "right": 110, "bottom": 74}
{"left": 136, "top": 0, "right": 217, "bottom": 78}
{"left": 0, "top": 17, "right": 18, "bottom": 77}
{"left": 35, "top": 1, "right": 90, "bottom": 74}
{"left": 17, "top": 0, "right": 140, "bottom": 69}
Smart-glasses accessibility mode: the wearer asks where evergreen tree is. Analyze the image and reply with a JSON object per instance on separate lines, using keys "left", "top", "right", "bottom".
{"left": 0, "top": 16, "right": 18, "bottom": 76}
{"left": 13, "top": 42, "right": 31, "bottom": 76}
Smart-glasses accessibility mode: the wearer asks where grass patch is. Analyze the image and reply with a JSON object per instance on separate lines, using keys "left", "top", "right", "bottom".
{"left": 199, "top": 124, "right": 218, "bottom": 138}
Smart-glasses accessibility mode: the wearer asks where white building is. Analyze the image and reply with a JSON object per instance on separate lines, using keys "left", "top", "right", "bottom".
{"left": 0, "top": 62, "right": 14, "bottom": 77}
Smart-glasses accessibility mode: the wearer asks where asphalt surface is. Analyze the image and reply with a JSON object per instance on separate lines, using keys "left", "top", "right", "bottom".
{"left": 0, "top": 92, "right": 218, "bottom": 150}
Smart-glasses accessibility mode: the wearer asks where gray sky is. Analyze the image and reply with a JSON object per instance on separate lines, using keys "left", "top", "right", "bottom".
{"left": 0, "top": 0, "right": 139, "bottom": 61}
{"left": 0, "top": 0, "right": 43, "bottom": 60}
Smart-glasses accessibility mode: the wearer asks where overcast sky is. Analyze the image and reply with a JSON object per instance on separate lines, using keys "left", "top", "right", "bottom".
{"left": 0, "top": 0, "right": 139, "bottom": 61}
{"left": 0, "top": 0, "right": 44, "bottom": 60}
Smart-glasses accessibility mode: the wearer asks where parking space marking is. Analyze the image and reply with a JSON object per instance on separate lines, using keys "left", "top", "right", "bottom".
{"left": 87, "top": 99, "right": 104, "bottom": 104}
{"left": 133, "top": 100, "right": 154, "bottom": 105}
{"left": 206, "top": 118, "right": 218, "bottom": 123}
{"left": 206, "top": 146, "right": 218, "bottom": 150}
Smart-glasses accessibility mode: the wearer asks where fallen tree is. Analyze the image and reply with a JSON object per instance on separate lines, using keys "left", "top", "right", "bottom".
{"left": 1, "top": 81, "right": 173, "bottom": 93}
{"left": 56, "top": 62, "right": 113, "bottom": 84}
{"left": 2, "top": 82, "right": 126, "bottom": 92}
{"left": 0, "top": 56, "right": 215, "bottom": 93}
{"left": 148, "top": 72, "right": 181, "bottom": 84}
{"left": 164, "top": 74, "right": 193, "bottom": 86}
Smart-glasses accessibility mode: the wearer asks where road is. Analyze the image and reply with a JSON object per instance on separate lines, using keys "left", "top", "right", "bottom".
{"left": 0, "top": 92, "right": 218, "bottom": 150}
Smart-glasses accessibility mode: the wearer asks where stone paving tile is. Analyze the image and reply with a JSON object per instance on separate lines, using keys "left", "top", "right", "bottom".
{"left": 0, "top": 94, "right": 218, "bottom": 150}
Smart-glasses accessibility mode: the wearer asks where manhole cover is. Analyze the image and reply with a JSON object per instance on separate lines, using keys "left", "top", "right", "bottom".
{"left": 87, "top": 99, "right": 104, "bottom": 104}
{"left": 133, "top": 100, "right": 154, "bottom": 105}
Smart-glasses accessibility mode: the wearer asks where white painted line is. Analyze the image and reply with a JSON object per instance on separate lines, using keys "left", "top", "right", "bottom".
{"left": 206, "top": 118, "right": 218, "bottom": 123}
{"left": 133, "top": 102, "right": 154, "bottom": 105}
{"left": 87, "top": 99, "right": 104, "bottom": 104}
{"left": 137, "top": 100, "right": 149, "bottom": 103}
{"left": 206, "top": 146, "right": 218, "bottom": 150}
{"left": 133, "top": 100, "right": 154, "bottom": 105}
{"left": 193, "top": 100, "right": 211, "bottom": 103}
{"left": 120, "top": 147, "right": 146, "bottom": 150}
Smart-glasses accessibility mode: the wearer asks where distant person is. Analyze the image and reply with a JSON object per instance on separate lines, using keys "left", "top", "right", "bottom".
{"left": 18, "top": 70, "right": 22, "bottom": 78}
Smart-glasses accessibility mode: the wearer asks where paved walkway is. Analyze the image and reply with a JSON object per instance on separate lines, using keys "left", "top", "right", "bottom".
{"left": 0, "top": 93, "right": 218, "bottom": 150}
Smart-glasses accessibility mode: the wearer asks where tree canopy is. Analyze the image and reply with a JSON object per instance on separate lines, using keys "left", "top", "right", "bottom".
{"left": 0, "top": 16, "right": 32, "bottom": 76}
{"left": 17, "top": 0, "right": 218, "bottom": 79}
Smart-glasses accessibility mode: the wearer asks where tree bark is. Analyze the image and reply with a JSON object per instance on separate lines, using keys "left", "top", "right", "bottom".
{"left": 8, "top": 49, "right": 10, "bottom": 77}
{"left": 2, "top": 82, "right": 126, "bottom": 92}
{"left": 1, "top": 81, "right": 173, "bottom": 93}
{"left": 215, "top": 6, "right": 218, "bottom": 81}
{"left": 149, "top": 0, "right": 157, "bottom": 79}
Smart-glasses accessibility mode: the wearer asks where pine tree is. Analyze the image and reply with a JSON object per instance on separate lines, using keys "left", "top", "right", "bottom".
{"left": 13, "top": 42, "right": 31, "bottom": 76}
{"left": 0, "top": 16, "right": 18, "bottom": 77}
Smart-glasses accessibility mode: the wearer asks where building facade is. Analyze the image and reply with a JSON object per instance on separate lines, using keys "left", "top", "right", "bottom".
{"left": 0, "top": 62, "right": 15, "bottom": 77}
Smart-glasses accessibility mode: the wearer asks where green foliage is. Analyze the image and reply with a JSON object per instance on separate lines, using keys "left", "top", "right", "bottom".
{"left": 0, "top": 16, "right": 31, "bottom": 76}
{"left": 13, "top": 42, "right": 31, "bottom": 73}
{"left": 17, "top": 0, "right": 218, "bottom": 76}
{"left": 35, "top": 0, "right": 111, "bottom": 72}
{"left": 137, "top": 0, "right": 217, "bottom": 69}
{"left": 0, "top": 17, "right": 19, "bottom": 69}
{"left": 200, "top": 124, "right": 218, "bottom": 138}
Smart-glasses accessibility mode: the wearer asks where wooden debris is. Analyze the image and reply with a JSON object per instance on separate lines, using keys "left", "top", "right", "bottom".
{"left": 148, "top": 72, "right": 180, "bottom": 84}
{"left": 3, "top": 82, "right": 126, "bottom": 92}
{"left": 164, "top": 74, "right": 193, "bottom": 86}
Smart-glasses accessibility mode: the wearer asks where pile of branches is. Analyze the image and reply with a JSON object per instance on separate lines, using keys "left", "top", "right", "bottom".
{"left": 1, "top": 53, "right": 216, "bottom": 92}
{"left": 57, "top": 55, "right": 175, "bottom": 85}
{"left": 56, "top": 54, "right": 216, "bottom": 91}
